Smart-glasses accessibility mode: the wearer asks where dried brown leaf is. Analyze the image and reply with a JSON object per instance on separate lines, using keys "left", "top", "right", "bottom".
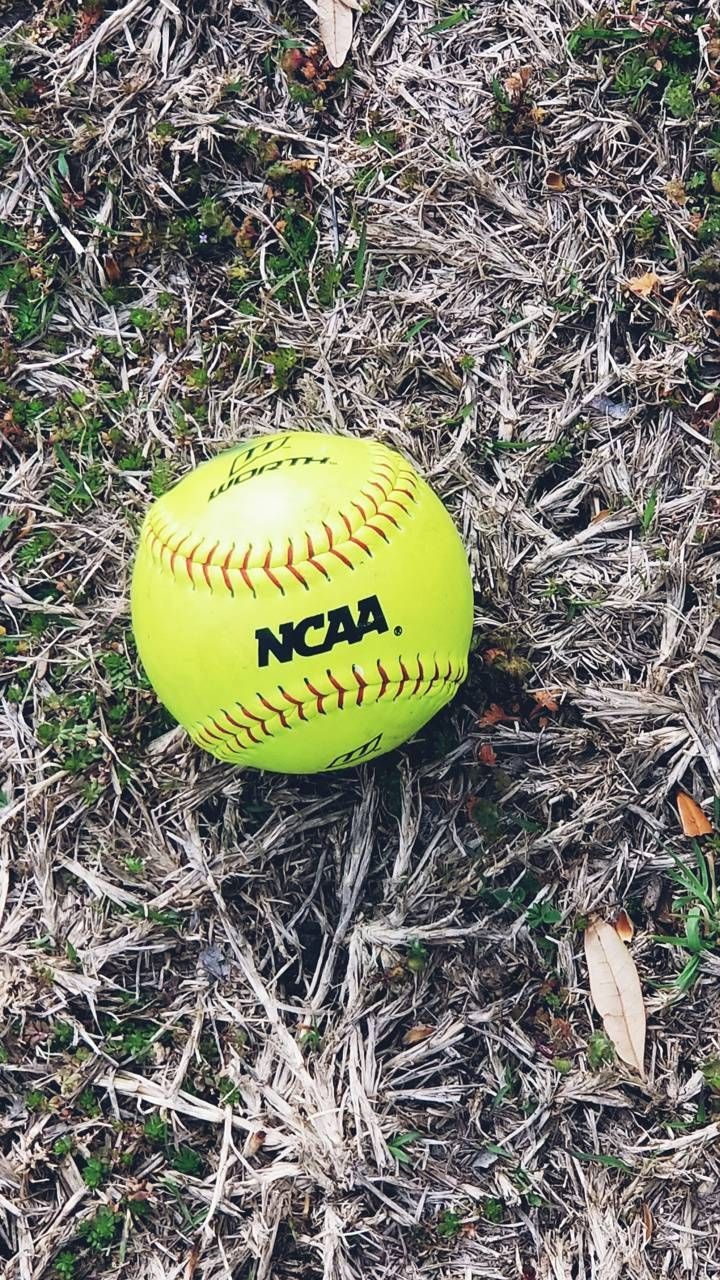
{"left": 642, "top": 1203, "right": 654, "bottom": 1243}
{"left": 318, "top": 0, "right": 353, "bottom": 68}
{"left": 402, "top": 1025, "right": 434, "bottom": 1045}
{"left": 503, "top": 65, "right": 533, "bottom": 99}
{"left": 545, "top": 170, "right": 566, "bottom": 192}
{"left": 676, "top": 791, "right": 713, "bottom": 837}
{"left": 612, "top": 908, "right": 634, "bottom": 942}
{"left": 584, "top": 917, "right": 646, "bottom": 1075}
{"left": 624, "top": 271, "right": 660, "bottom": 298}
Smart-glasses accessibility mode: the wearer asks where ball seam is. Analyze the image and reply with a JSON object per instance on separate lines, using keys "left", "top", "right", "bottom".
{"left": 190, "top": 654, "right": 467, "bottom": 758}
{"left": 143, "top": 449, "right": 420, "bottom": 597}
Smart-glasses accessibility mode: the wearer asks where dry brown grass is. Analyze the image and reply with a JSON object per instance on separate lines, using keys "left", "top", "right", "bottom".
{"left": 2, "top": 1, "right": 720, "bottom": 1277}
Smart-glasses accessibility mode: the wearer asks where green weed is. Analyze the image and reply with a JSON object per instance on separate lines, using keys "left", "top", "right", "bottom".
{"left": 653, "top": 835, "right": 720, "bottom": 991}
{"left": 387, "top": 1130, "right": 422, "bottom": 1166}
{"left": 633, "top": 209, "right": 659, "bottom": 245}
{"left": 266, "top": 347, "right": 299, "bottom": 390}
{"left": 82, "top": 1156, "right": 107, "bottom": 1189}
{"left": 171, "top": 1145, "right": 203, "bottom": 1175}
{"left": 641, "top": 488, "right": 658, "bottom": 533}
{"left": 406, "top": 939, "right": 428, "bottom": 973}
{"left": 587, "top": 1030, "right": 615, "bottom": 1069}
{"left": 81, "top": 1206, "right": 121, "bottom": 1251}
{"left": 702, "top": 1059, "right": 720, "bottom": 1091}
{"left": 437, "top": 1209, "right": 462, "bottom": 1238}
{"left": 54, "top": 1251, "right": 76, "bottom": 1279}
{"left": 664, "top": 78, "right": 695, "bottom": 120}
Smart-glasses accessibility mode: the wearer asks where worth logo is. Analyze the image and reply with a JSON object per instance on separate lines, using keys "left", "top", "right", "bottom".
{"left": 256, "top": 596, "right": 389, "bottom": 667}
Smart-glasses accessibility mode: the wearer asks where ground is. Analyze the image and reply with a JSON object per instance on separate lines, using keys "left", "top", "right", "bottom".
{"left": 1, "top": 1, "right": 720, "bottom": 1278}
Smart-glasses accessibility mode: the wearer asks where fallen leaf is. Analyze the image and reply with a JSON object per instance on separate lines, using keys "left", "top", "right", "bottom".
{"left": 584, "top": 917, "right": 646, "bottom": 1076}
{"left": 676, "top": 791, "right": 713, "bottom": 837}
{"left": 478, "top": 702, "right": 512, "bottom": 727}
{"left": 402, "top": 1025, "right": 434, "bottom": 1046}
{"left": 318, "top": 0, "right": 353, "bottom": 67}
{"left": 530, "top": 689, "right": 560, "bottom": 713}
{"left": 478, "top": 743, "right": 497, "bottom": 766}
{"left": 612, "top": 908, "right": 634, "bottom": 942}
{"left": 590, "top": 508, "right": 611, "bottom": 523}
{"left": 624, "top": 271, "right": 660, "bottom": 298}
{"left": 503, "top": 65, "right": 533, "bottom": 99}
{"left": 545, "top": 170, "right": 566, "bottom": 192}
{"left": 642, "top": 1203, "right": 654, "bottom": 1243}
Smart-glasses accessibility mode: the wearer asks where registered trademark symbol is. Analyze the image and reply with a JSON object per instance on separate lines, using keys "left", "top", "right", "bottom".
{"left": 394, "top": 626, "right": 403, "bottom": 636}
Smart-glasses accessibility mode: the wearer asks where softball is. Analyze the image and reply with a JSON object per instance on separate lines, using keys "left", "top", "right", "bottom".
{"left": 131, "top": 432, "right": 473, "bottom": 773}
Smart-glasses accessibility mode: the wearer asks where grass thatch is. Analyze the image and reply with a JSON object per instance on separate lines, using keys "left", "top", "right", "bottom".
{"left": 2, "top": 1, "right": 720, "bottom": 1277}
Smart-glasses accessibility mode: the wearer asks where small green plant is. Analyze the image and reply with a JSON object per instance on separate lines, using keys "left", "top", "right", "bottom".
{"left": 612, "top": 52, "right": 655, "bottom": 104}
{"left": 171, "top": 1145, "right": 203, "bottom": 1175}
{"left": 587, "top": 1030, "right": 615, "bottom": 1069}
{"left": 437, "top": 1209, "right": 462, "bottom": 1239}
{"left": 82, "top": 1156, "right": 107, "bottom": 1189}
{"left": 641, "top": 488, "right": 658, "bottom": 533}
{"left": 634, "top": 209, "right": 659, "bottom": 245}
{"left": 551, "top": 1057, "right": 573, "bottom": 1074}
{"left": 567, "top": 23, "right": 643, "bottom": 56}
{"left": 482, "top": 1198, "right": 505, "bottom": 1222}
{"left": 150, "top": 459, "right": 175, "bottom": 497}
{"left": 53, "top": 1136, "right": 74, "bottom": 1158}
{"left": 217, "top": 1076, "right": 241, "bottom": 1105}
{"left": 545, "top": 438, "right": 573, "bottom": 464}
{"left": 664, "top": 78, "right": 695, "bottom": 120}
{"left": 406, "top": 939, "right": 428, "bottom": 973}
{"left": 26, "top": 1089, "right": 48, "bottom": 1112}
{"left": 143, "top": 1114, "right": 169, "bottom": 1144}
{"left": 16, "top": 531, "right": 55, "bottom": 571}
{"left": 54, "top": 1251, "right": 76, "bottom": 1279}
{"left": 526, "top": 900, "right": 562, "bottom": 930}
{"left": 77, "top": 1089, "right": 101, "bottom": 1117}
{"left": 299, "top": 1026, "right": 322, "bottom": 1052}
{"left": 81, "top": 1206, "right": 121, "bottom": 1251}
{"left": 387, "top": 1130, "right": 422, "bottom": 1166}
{"left": 652, "top": 837, "right": 720, "bottom": 990}
{"left": 266, "top": 347, "right": 299, "bottom": 391}
{"left": 51, "top": 1021, "right": 74, "bottom": 1050}
{"left": 701, "top": 1059, "right": 720, "bottom": 1091}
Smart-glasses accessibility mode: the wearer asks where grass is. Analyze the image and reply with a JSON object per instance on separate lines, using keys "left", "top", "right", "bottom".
{"left": 1, "top": 1, "right": 720, "bottom": 1278}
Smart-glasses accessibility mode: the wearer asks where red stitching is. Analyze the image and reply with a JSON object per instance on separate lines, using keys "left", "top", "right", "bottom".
{"left": 263, "top": 547, "right": 284, "bottom": 594}
{"left": 305, "top": 678, "right": 326, "bottom": 715}
{"left": 353, "top": 666, "right": 368, "bottom": 706}
{"left": 202, "top": 542, "right": 219, "bottom": 589}
{"left": 194, "top": 657, "right": 465, "bottom": 756}
{"left": 366, "top": 522, "right": 388, "bottom": 543}
{"left": 395, "top": 660, "right": 410, "bottom": 700}
{"left": 146, "top": 449, "right": 419, "bottom": 595}
{"left": 221, "top": 544, "right": 235, "bottom": 596}
{"left": 281, "top": 687, "right": 307, "bottom": 721}
{"left": 186, "top": 541, "right": 202, "bottom": 586}
{"left": 259, "top": 695, "right": 290, "bottom": 730}
{"left": 327, "top": 670, "right": 347, "bottom": 710}
{"left": 286, "top": 540, "right": 309, "bottom": 590}
{"left": 239, "top": 704, "right": 273, "bottom": 737}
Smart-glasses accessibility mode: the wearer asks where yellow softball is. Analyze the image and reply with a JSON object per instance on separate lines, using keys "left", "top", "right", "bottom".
{"left": 131, "top": 432, "right": 473, "bottom": 773}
